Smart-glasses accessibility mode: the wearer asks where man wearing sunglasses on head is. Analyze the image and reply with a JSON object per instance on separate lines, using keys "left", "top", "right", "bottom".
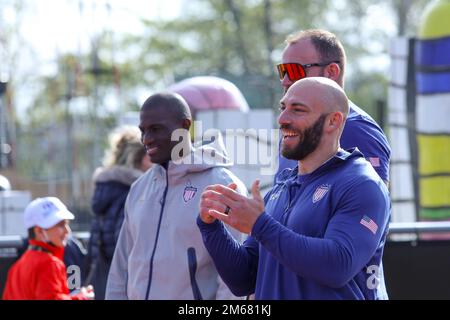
{"left": 275, "top": 29, "right": 391, "bottom": 185}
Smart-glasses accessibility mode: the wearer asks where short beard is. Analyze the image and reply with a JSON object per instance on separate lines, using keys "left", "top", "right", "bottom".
{"left": 281, "top": 113, "right": 327, "bottom": 161}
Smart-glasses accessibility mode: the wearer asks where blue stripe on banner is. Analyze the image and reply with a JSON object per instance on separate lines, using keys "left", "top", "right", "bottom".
{"left": 415, "top": 36, "right": 450, "bottom": 66}
{"left": 416, "top": 72, "right": 450, "bottom": 94}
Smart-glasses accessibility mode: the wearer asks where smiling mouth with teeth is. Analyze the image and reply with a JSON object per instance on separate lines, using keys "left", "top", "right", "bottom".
{"left": 282, "top": 130, "right": 299, "bottom": 139}
{"left": 146, "top": 146, "right": 159, "bottom": 155}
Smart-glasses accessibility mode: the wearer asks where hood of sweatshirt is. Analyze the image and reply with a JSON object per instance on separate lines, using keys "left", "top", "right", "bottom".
{"left": 92, "top": 165, "right": 143, "bottom": 186}
{"left": 154, "top": 132, "right": 233, "bottom": 184}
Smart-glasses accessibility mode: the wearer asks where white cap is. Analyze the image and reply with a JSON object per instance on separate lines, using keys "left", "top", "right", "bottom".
{"left": 0, "top": 175, "right": 11, "bottom": 191}
{"left": 24, "top": 197, "right": 75, "bottom": 229}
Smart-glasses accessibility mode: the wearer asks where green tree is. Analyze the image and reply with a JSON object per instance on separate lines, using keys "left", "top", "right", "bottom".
{"left": 117, "top": 0, "right": 338, "bottom": 109}
{"left": 117, "top": 0, "right": 429, "bottom": 114}
{"left": 16, "top": 43, "right": 119, "bottom": 207}
{"left": 0, "top": 0, "right": 26, "bottom": 168}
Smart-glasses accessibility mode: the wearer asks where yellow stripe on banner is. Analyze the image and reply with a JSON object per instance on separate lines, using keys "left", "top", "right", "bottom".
{"left": 418, "top": 135, "right": 450, "bottom": 175}
{"left": 420, "top": 176, "right": 450, "bottom": 208}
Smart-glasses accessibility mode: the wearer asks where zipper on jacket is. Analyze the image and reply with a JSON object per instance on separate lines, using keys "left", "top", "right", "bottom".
{"left": 145, "top": 169, "right": 169, "bottom": 299}
{"left": 282, "top": 182, "right": 305, "bottom": 225}
{"left": 187, "top": 247, "right": 203, "bottom": 300}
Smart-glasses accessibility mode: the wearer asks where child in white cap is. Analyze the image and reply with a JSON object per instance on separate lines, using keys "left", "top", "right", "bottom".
{"left": 2, "top": 197, "right": 94, "bottom": 300}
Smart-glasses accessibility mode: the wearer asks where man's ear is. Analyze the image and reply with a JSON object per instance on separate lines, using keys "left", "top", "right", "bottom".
{"left": 326, "top": 112, "right": 344, "bottom": 132}
{"left": 182, "top": 118, "right": 191, "bottom": 131}
{"left": 325, "top": 63, "right": 341, "bottom": 82}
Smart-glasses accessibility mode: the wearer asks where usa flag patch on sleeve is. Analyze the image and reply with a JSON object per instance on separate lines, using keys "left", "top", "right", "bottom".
{"left": 368, "top": 157, "right": 380, "bottom": 168}
{"left": 360, "top": 215, "right": 378, "bottom": 234}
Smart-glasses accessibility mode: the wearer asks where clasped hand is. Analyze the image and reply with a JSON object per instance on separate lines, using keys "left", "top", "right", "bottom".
{"left": 199, "top": 180, "right": 265, "bottom": 234}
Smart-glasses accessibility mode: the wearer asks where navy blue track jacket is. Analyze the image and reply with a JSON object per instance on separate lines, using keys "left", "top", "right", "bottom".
{"left": 198, "top": 148, "right": 391, "bottom": 299}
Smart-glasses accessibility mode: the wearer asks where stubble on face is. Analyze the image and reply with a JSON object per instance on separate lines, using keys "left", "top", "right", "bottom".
{"left": 281, "top": 113, "right": 327, "bottom": 161}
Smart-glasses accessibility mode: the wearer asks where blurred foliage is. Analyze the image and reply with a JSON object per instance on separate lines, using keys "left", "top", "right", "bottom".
{"left": 113, "top": 0, "right": 429, "bottom": 112}
{"left": 120, "top": 0, "right": 337, "bottom": 108}
{"left": 0, "top": 0, "right": 431, "bottom": 209}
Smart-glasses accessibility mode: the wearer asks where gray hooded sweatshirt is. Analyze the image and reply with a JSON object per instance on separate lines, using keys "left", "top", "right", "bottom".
{"left": 105, "top": 139, "right": 247, "bottom": 300}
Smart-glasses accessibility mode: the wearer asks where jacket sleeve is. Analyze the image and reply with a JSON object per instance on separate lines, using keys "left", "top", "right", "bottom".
{"left": 215, "top": 219, "right": 247, "bottom": 300}
{"left": 215, "top": 271, "right": 245, "bottom": 300}
{"left": 114, "top": 202, "right": 126, "bottom": 243}
{"left": 105, "top": 196, "right": 132, "bottom": 300}
{"left": 216, "top": 177, "right": 255, "bottom": 298}
{"left": 252, "top": 179, "right": 390, "bottom": 288}
{"left": 340, "top": 118, "right": 391, "bottom": 183}
{"left": 198, "top": 218, "right": 259, "bottom": 297}
{"left": 200, "top": 169, "right": 259, "bottom": 297}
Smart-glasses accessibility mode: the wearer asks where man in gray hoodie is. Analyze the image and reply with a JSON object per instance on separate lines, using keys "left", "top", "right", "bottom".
{"left": 106, "top": 92, "right": 246, "bottom": 300}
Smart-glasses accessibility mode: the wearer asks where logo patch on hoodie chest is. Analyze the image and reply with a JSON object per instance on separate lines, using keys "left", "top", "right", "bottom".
{"left": 183, "top": 181, "right": 198, "bottom": 203}
{"left": 312, "top": 184, "right": 330, "bottom": 203}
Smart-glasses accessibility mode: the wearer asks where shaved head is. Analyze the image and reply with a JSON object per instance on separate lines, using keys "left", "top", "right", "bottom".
{"left": 279, "top": 77, "right": 349, "bottom": 163}
{"left": 141, "top": 92, "right": 192, "bottom": 123}
{"left": 286, "top": 77, "right": 349, "bottom": 118}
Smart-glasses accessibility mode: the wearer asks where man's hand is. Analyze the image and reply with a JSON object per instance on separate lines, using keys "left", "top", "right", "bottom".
{"left": 199, "top": 180, "right": 265, "bottom": 234}
{"left": 199, "top": 183, "right": 238, "bottom": 224}
{"left": 80, "top": 285, "right": 95, "bottom": 300}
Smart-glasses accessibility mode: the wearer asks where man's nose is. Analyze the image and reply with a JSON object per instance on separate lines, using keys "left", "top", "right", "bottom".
{"left": 141, "top": 132, "right": 153, "bottom": 144}
{"left": 278, "top": 109, "right": 290, "bottom": 126}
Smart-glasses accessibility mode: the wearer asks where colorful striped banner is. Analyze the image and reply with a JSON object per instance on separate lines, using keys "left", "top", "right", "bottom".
{"left": 420, "top": 208, "right": 450, "bottom": 220}
{"left": 417, "top": 135, "right": 450, "bottom": 175}
{"left": 416, "top": 0, "right": 450, "bottom": 225}
{"left": 419, "top": 176, "right": 450, "bottom": 208}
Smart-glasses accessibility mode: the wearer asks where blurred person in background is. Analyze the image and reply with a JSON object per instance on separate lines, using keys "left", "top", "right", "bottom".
{"left": 8, "top": 180, "right": 89, "bottom": 295}
{"left": 86, "top": 125, "right": 152, "bottom": 300}
{"left": 3, "top": 197, "right": 94, "bottom": 300}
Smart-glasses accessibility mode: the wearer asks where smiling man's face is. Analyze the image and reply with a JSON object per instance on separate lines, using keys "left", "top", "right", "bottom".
{"left": 139, "top": 105, "right": 184, "bottom": 165}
